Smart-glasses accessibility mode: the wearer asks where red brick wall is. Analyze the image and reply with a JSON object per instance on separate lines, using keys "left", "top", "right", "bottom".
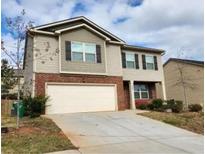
{"left": 35, "top": 73, "right": 127, "bottom": 110}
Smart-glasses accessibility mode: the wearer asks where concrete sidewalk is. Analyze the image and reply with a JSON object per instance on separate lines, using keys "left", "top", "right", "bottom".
{"left": 47, "top": 111, "right": 203, "bottom": 154}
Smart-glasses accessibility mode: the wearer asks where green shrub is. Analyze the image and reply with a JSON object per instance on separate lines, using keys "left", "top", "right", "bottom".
{"left": 165, "top": 99, "right": 183, "bottom": 113}
{"left": 151, "top": 99, "right": 163, "bottom": 109}
{"left": 172, "top": 101, "right": 183, "bottom": 113}
{"left": 188, "top": 104, "right": 202, "bottom": 112}
{"left": 138, "top": 104, "right": 147, "bottom": 110}
{"left": 23, "top": 95, "right": 49, "bottom": 118}
{"left": 147, "top": 103, "right": 154, "bottom": 110}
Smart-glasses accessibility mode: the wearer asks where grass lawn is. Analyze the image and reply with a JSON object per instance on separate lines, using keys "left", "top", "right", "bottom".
{"left": 2, "top": 116, "right": 77, "bottom": 153}
{"left": 138, "top": 111, "right": 204, "bottom": 134}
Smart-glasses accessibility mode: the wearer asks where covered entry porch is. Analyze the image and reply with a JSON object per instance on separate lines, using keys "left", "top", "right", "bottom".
{"left": 123, "top": 80, "right": 166, "bottom": 109}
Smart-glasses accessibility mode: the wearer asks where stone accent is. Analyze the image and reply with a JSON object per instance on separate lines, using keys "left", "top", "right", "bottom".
{"left": 35, "top": 73, "right": 127, "bottom": 110}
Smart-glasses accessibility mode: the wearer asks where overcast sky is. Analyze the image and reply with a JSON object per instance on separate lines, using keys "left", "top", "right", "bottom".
{"left": 1, "top": 0, "right": 204, "bottom": 62}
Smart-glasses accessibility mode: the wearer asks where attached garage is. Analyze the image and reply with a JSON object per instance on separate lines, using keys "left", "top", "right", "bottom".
{"left": 45, "top": 83, "right": 117, "bottom": 114}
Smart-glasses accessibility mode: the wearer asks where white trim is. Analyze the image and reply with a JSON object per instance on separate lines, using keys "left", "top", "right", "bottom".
{"left": 129, "top": 80, "right": 136, "bottom": 110}
{"left": 34, "top": 17, "right": 125, "bottom": 43}
{"left": 45, "top": 82, "right": 118, "bottom": 111}
{"left": 104, "top": 41, "right": 108, "bottom": 74}
{"left": 29, "top": 29, "right": 56, "bottom": 35}
{"left": 71, "top": 41, "right": 97, "bottom": 63}
{"left": 60, "top": 70, "right": 107, "bottom": 75}
{"left": 145, "top": 55, "right": 155, "bottom": 70}
{"left": 108, "top": 40, "right": 125, "bottom": 45}
{"left": 58, "top": 35, "right": 61, "bottom": 73}
{"left": 55, "top": 24, "right": 111, "bottom": 41}
{"left": 134, "top": 84, "right": 149, "bottom": 99}
{"left": 33, "top": 36, "right": 36, "bottom": 72}
{"left": 35, "top": 17, "right": 84, "bottom": 30}
{"left": 125, "top": 52, "right": 136, "bottom": 69}
{"left": 32, "top": 73, "right": 35, "bottom": 97}
{"left": 162, "top": 80, "right": 167, "bottom": 100}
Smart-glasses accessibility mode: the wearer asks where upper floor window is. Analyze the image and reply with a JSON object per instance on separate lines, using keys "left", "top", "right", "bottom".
{"left": 126, "top": 53, "right": 135, "bottom": 69}
{"left": 122, "top": 52, "right": 139, "bottom": 69}
{"left": 145, "top": 56, "right": 155, "bottom": 70}
{"left": 84, "top": 43, "right": 96, "bottom": 62}
{"left": 134, "top": 84, "right": 149, "bottom": 99}
{"left": 71, "top": 42, "right": 83, "bottom": 61}
{"left": 71, "top": 41, "right": 96, "bottom": 63}
{"left": 142, "top": 55, "right": 158, "bottom": 70}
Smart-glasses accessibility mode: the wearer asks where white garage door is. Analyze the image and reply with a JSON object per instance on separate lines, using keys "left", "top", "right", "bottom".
{"left": 46, "top": 83, "right": 117, "bottom": 114}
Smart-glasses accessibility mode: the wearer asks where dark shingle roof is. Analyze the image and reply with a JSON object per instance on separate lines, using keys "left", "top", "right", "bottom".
{"left": 164, "top": 58, "right": 204, "bottom": 67}
{"left": 122, "top": 44, "right": 165, "bottom": 54}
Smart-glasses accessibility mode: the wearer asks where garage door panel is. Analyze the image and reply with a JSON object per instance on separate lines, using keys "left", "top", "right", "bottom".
{"left": 46, "top": 84, "right": 116, "bottom": 114}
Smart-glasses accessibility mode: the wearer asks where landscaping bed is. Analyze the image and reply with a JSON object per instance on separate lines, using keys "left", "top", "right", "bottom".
{"left": 138, "top": 111, "right": 204, "bottom": 134}
{"left": 2, "top": 116, "right": 77, "bottom": 153}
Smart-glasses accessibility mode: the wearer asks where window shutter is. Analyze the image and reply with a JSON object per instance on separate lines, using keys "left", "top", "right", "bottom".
{"left": 65, "top": 41, "right": 71, "bottom": 61}
{"left": 154, "top": 56, "right": 158, "bottom": 70}
{"left": 142, "top": 55, "right": 146, "bottom": 69}
{"left": 96, "top": 45, "right": 101, "bottom": 63}
{"left": 135, "top": 54, "right": 139, "bottom": 69}
{"left": 121, "top": 52, "right": 126, "bottom": 68}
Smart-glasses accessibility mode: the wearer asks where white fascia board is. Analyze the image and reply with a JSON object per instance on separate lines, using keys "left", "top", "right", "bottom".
{"left": 34, "top": 17, "right": 125, "bottom": 43}
{"left": 34, "top": 17, "right": 83, "bottom": 30}
{"left": 55, "top": 24, "right": 111, "bottom": 41}
{"left": 29, "top": 29, "right": 56, "bottom": 35}
{"left": 108, "top": 40, "right": 125, "bottom": 45}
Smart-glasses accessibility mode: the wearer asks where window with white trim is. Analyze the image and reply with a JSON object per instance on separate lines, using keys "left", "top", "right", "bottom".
{"left": 71, "top": 41, "right": 96, "bottom": 63}
{"left": 145, "top": 55, "right": 155, "bottom": 70}
{"left": 125, "top": 53, "right": 135, "bottom": 68}
{"left": 134, "top": 84, "right": 149, "bottom": 99}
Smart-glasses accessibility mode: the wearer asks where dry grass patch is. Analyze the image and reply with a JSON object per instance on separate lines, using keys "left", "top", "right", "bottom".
{"left": 138, "top": 111, "right": 204, "bottom": 134}
{"left": 2, "top": 116, "right": 77, "bottom": 153}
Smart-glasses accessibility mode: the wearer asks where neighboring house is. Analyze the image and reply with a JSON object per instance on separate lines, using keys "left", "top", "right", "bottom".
{"left": 163, "top": 58, "right": 204, "bottom": 107}
{"left": 8, "top": 69, "right": 24, "bottom": 95}
{"left": 23, "top": 16, "right": 166, "bottom": 114}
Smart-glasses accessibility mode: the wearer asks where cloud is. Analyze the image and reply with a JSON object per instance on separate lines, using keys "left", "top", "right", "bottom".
{"left": 2, "top": 32, "right": 25, "bottom": 67}
{"left": 1, "top": 0, "right": 204, "bottom": 62}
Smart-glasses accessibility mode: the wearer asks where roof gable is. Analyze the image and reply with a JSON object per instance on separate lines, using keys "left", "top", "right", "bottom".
{"left": 164, "top": 58, "right": 204, "bottom": 67}
{"left": 33, "top": 16, "right": 125, "bottom": 43}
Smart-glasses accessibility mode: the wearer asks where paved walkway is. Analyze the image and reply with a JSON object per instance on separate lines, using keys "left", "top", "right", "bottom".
{"left": 47, "top": 111, "right": 203, "bottom": 154}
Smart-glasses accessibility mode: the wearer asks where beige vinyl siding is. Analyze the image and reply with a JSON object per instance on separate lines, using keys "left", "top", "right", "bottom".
{"left": 60, "top": 28, "right": 106, "bottom": 73}
{"left": 34, "top": 34, "right": 59, "bottom": 73}
{"left": 155, "top": 82, "right": 164, "bottom": 98}
{"left": 24, "top": 36, "right": 34, "bottom": 95}
{"left": 106, "top": 44, "right": 123, "bottom": 76}
{"left": 164, "top": 61, "right": 204, "bottom": 106}
{"left": 122, "top": 50, "right": 164, "bottom": 82}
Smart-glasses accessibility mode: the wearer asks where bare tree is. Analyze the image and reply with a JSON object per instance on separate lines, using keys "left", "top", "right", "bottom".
{"left": 172, "top": 50, "right": 197, "bottom": 110}
{"left": 1, "top": 9, "right": 59, "bottom": 128}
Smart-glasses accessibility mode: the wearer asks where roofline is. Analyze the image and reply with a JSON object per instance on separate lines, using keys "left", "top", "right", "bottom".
{"left": 122, "top": 44, "right": 165, "bottom": 54}
{"left": 163, "top": 58, "right": 204, "bottom": 67}
{"left": 33, "top": 16, "right": 125, "bottom": 43}
{"left": 55, "top": 24, "right": 111, "bottom": 41}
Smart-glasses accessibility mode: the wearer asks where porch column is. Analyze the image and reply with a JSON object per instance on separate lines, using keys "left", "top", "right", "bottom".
{"left": 162, "top": 80, "right": 167, "bottom": 100}
{"left": 129, "top": 80, "right": 136, "bottom": 110}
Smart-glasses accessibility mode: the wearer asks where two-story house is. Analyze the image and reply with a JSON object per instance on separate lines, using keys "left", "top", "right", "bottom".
{"left": 23, "top": 16, "right": 166, "bottom": 114}
{"left": 163, "top": 58, "right": 204, "bottom": 108}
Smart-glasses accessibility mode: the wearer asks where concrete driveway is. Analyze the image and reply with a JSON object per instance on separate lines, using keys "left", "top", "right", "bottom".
{"left": 47, "top": 111, "right": 203, "bottom": 154}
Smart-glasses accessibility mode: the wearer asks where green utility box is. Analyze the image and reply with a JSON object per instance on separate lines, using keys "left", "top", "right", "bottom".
{"left": 13, "top": 100, "right": 24, "bottom": 118}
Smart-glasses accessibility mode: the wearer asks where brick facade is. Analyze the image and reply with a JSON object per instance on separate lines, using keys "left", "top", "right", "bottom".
{"left": 35, "top": 73, "right": 128, "bottom": 110}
